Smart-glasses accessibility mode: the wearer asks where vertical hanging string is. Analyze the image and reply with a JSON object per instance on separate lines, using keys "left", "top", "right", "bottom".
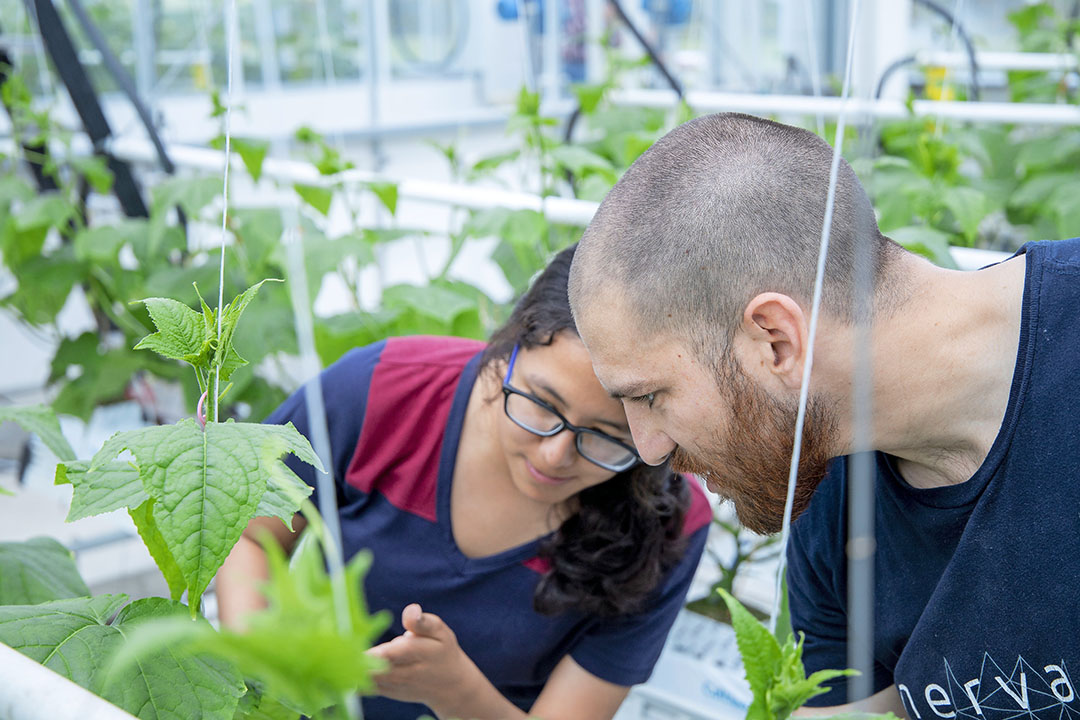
{"left": 213, "top": 0, "right": 238, "bottom": 424}
{"left": 281, "top": 212, "right": 362, "bottom": 720}
{"left": 770, "top": 0, "right": 863, "bottom": 632}
{"left": 934, "top": 0, "right": 966, "bottom": 137}
{"left": 803, "top": 0, "right": 825, "bottom": 137}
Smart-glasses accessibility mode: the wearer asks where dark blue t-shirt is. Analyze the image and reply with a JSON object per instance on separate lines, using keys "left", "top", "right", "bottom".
{"left": 787, "top": 239, "right": 1080, "bottom": 718}
{"left": 266, "top": 335, "right": 711, "bottom": 719}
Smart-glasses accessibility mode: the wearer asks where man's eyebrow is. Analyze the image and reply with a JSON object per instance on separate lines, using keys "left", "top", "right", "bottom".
{"left": 606, "top": 381, "right": 652, "bottom": 400}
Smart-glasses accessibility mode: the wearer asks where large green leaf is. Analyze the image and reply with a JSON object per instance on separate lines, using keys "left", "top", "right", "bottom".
{"left": 124, "top": 537, "right": 389, "bottom": 716}
{"left": 55, "top": 460, "right": 146, "bottom": 522}
{"left": 0, "top": 537, "right": 90, "bottom": 605}
{"left": 0, "top": 594, "right": 245, "bottom": 720}
{"left": 0, "top": 404, "right": 76, "bottom": 461}
{"left": 91, "top": 419, "right": 321, "bottom": 613}
{"left": 129, "top": 499, "right": 187, "bottom": 602}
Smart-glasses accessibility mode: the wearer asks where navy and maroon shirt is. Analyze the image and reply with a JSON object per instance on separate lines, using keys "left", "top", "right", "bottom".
{"left": 266, "top": 335, "right": 711, "bottom": 719}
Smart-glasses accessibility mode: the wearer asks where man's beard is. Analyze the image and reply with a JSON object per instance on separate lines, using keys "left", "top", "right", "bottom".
{"left": 670, "top": 355, "right": 837, "bottom": 535}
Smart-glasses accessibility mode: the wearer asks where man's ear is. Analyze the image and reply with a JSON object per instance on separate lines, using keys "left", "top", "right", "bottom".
{"left": 739, "top": 292, "right": 808, "bottom": 389}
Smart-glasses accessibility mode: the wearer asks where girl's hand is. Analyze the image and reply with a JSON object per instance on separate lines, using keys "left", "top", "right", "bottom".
{"left": 367, "top": 603, "right": 485, "bottom": 715}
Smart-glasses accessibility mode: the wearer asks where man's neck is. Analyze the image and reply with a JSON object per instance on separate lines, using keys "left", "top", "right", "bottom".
{"left": 825, "top": 253, "right": 1028, "bottom": 489}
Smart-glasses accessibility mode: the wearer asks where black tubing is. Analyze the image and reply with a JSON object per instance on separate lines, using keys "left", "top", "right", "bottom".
{"left": 913, "top": 0, "right": 981, "bottom": 101}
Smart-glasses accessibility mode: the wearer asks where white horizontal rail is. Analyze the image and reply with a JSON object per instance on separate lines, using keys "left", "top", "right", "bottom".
{"left": 0, "top": 136, "right": 1017, "bottom": 270}
{"left": 609, "top": 88, "right": 1080, "bottom": 125}
{"left": 0, "top": 642, "right": 138, "bottom": 720}
{"left": 917, "top": 50, "right": 1078, "bottom": 72}
{"left": 105, "top": 136, "right": 600, "bottom": 226}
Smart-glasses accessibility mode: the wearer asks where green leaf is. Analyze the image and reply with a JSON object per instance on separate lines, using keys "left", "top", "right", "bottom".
{"left": 939, "top": 186, "right": 988, "bottom": 246}
{"left": 129, "top": 499, "right": 188, "bottom": 603}
{"left": 0, "top": 404, "right": 76, "bottom": 461}
{"left": 151, "top": 176, "right": 221, "bottom": 219}
{"left": 293, "top": 184, "right": 333, "bottom": 216}
{"left": 73, "top": 224, "right": 136, "bottom": 264}
{"left": 0, "top": 537, "right": 90, "bottom": 605}
{"left": 212, "top": 136, "right": 270, "bottom": 184}
{"left": 516, "top": 86, "right": 540, "bottom": 116}
{"left": 216, "top": 279, "right": 280, "bottom": 382}
{"left": 550, "top": 145, "right": 616, "bottom": 183}
{"left": 55, "top": 460, "right": 146, "bottom": 521}
{"left": 468, "top": 149, "right": 520, "bottom": 180}
{"left": 235, "top": 681, "right": 301, "bottom": 720}
{"left": 0, "top": 594, "right": 129, "bottom": 691}
{"left": 382, "top": 283, "right": 477, "bottom": 326}
{"left": 256, "top": 462, "right": 313, "bottom": 530}
{"left": 230, "top": 209, "right": 284, "bottom": 270}
{"left": 101, "top": 597, "right": 246, "bottom": 719}
{"left": 51, "top": 348, "right": 148, "bottom": 422}
{"left": 92, "top": 419, "right": 322, "bottom": 613}
{"left": 49, "top": 333, "right": 100, "bottom": 384}
{"left": 70, "top": 155, "right": 114, "bottom": 194}
{"left": 718, "top": 589, "right": 782, "bottom": 701}
{"left": 135, "top": 296, "right": 214, "bottom": 364}
{"left": 13, "top": 193, "right": 75, "bottom": 233}
{"left": 1043, "top": 181, "right": 1080, "bottom": 240}
{"left": 886, "top": 226, "right": 958, "bottom": 269}
{"left": 366, "top": 181, "right": 398, "bottom": 216}
{"left": 572, "top": 84, "right": 607, "bottom": 114}
{"left": 2, "top": 253, "right": 83, "bottom": 325}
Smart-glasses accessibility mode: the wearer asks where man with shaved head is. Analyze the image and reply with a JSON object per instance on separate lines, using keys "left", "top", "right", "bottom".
{"left": 569, "top": 112, "right": 1080, "bottom": 719}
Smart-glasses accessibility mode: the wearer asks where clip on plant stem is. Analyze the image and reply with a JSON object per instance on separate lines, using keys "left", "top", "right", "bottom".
{"left": 196, "top": 390, "right": 208, "bottom": 429}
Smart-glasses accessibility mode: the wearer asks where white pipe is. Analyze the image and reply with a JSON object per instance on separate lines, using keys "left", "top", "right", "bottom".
{"left": 0, "top": 642, "right": 138, "bottom": 720}
{"left": 917, "top": 50, "right": 1078, "bottom": 72}
{"left": 609, "top": 88, "right": 1080, "bottom": 125}
{"left": 0, "top": 137, "right": 1024, "bottom": 268}
{"left": 102, "top": 136, "right": 600, "bottom": 226}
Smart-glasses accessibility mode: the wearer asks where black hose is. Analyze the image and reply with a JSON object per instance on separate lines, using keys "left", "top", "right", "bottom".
{"left": 913, "top": 0, "right": 981, "bottom": 101}
{"left": 563, "top": 0, "right": 685, "bottom": 191}
{"left": 874, "top": 54, "right": 917, "bottom": 99}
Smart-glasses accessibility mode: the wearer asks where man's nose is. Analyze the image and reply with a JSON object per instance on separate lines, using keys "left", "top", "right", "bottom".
{"left": 623, "top": 405, "right": 677, "bottom": 466}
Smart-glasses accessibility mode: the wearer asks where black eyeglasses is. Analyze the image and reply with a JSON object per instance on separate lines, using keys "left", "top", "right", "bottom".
{"left": 501, "top": 344, "right": 640, "bottom": 472}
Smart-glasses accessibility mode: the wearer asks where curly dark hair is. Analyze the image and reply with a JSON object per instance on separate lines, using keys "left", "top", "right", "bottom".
{"left": 480, "top": 243, "right": 691, "bottom": 618}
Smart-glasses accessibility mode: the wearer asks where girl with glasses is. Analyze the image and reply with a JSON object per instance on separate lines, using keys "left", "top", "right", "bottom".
{"left": 216, "top": 243, "right": 710, "bottom": 720}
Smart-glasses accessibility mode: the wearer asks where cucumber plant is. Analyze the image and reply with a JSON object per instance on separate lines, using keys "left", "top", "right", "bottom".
{"left": 0, "top": 280, "right": 387, "bottom": 720}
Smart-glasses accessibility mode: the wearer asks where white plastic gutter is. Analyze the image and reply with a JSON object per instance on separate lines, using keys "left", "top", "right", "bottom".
{"left": 917, "top": 50, "right": 1078, "bottom": 72}
{"left": 608, "top": 88, "right": 1080, "bottom": 125}
{"left": 0, "top": 136, "right": 1017, "bottom": 268}
{"left": 0, "top": 642, "right": 138, "bottom": 720}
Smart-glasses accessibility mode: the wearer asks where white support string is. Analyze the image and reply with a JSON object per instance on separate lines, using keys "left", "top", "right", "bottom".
{"left": 770, "top": 0, "right": 863, "bottom": 633}
{"left": 212, "top": 0, "right": 238, "bottom": 424}
{"left": 803, "top": 0, "right": 825, "bottom": 137}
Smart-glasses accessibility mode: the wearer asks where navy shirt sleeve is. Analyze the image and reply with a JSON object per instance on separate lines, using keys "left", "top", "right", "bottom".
{"left": 570, "top": 523, "right": 709, "bottom": 685}
{"left": 263, "top": 340, "right": 386, "bottom": 512}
